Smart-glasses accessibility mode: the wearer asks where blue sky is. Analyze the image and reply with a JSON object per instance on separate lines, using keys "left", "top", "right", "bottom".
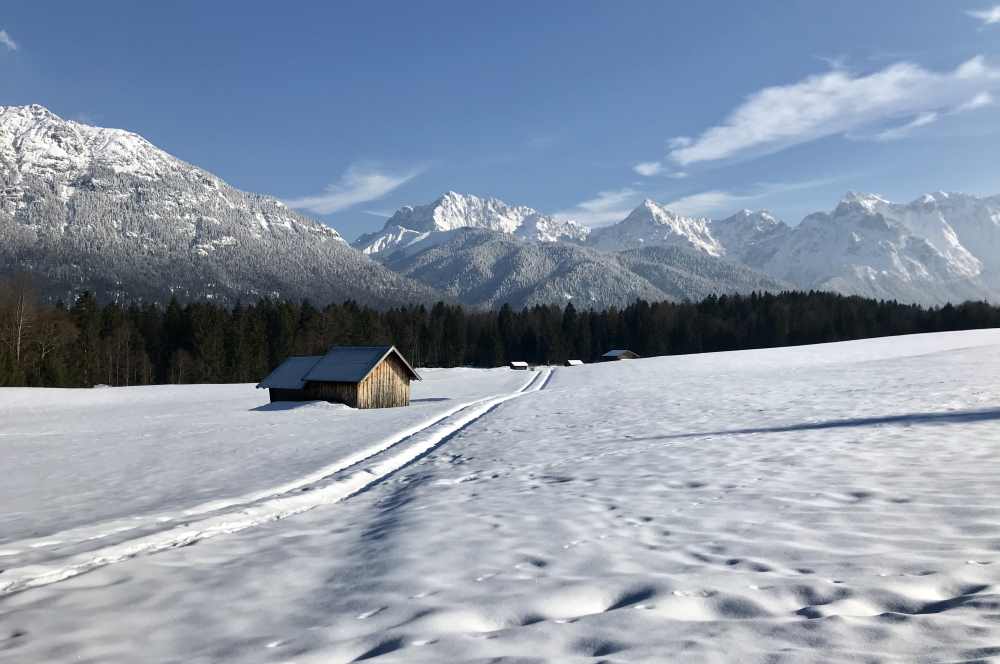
{"left": 3, "top": 1, "right": 1000, "bottom": 240}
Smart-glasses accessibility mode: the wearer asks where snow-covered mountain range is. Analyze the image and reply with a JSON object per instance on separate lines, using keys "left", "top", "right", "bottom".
{"left": 355, "top": 193, "right": 791, "bottom": 307}
{"left": 3, "top": 105, "right": 998, "bottom": 308}
{"left": 379, "top": 227, "right": 788, "bottom": 309}
{"left": 719, "top": 192, "right": 999, "bottom": 305}
{"left": 363, "top": 189, "right": 1000, "bottom": 306}
{"left": 0, "top": 104, "right": 436, "bottom": 305}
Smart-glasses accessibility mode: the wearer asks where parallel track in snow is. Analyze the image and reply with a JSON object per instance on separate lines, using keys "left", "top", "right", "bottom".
{"left": 0, "top": 368, "right": 553, "bottom": 596}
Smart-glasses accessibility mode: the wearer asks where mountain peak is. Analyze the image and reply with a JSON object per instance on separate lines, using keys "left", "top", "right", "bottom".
{"left": 1, "top": 103, "right": 204, "bottom": 186}
{"left": 840, "top": 191, "right": 890, "bottom": 210}
{"left": 626, "top": 198, "right": 676, "bottom": 222}
{"left": 910, "top": 191, "right": 980, "bottom": 207}
{"left": 438, "top": 190, "right": 469, "bottom": 202}
{"left": 1, "top": 103, "right": 59, "bottom": 118}
{"left": 354, "top": 192, "right": 589, "bottom": 255}
{"left": 590, "top": 198, "right": 722, "bottom": 256}
{"left": 719, "top": 208, "right": 781, "bottom": 226}
{"left": 0, "top": 106, "right": 456, "bottom": 307}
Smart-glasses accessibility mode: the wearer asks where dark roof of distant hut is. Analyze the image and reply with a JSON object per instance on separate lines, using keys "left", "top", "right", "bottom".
{"left": 601, "top": 349, "right": 639, "bottom": 359}
{"left": 257, "top": 355, "right": 322, "bottom": 390}
{"left": 307, "top": 346, "right": 420, "bottom": 382}
{"left": 257, "top": 346, "right": 420, "bottom": 390}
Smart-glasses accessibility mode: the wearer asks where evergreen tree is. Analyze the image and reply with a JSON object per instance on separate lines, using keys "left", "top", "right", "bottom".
{"left": 0, "top": 272, "right": 998, "bottom": 387}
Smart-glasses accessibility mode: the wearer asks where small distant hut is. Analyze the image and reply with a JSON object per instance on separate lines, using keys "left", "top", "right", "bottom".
{"left": 600, "top": 349, "right": 639, "bottom": 362}
{"left": 257, "top": 345, "right": 421, "bottom": 408}
{"left": 565, "top": 359, "right": 584, "bottom": 366}
{"left": 509, "top": 361, "right": 529, "bottom": 370}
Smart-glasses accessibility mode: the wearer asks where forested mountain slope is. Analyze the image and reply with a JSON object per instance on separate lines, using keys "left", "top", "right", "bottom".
{"left": 0, "top": 105, "right": 439, "bottom": 306}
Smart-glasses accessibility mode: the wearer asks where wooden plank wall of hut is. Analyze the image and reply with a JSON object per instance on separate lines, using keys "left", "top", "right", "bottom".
{"left": 357, "top": 356, "right": 411, "bottom": 408}
{"left": 305, "top": 381, "right": 359, "bottom": 407}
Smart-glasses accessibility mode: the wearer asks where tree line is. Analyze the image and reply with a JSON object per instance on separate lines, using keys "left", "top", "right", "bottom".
{"left": 2, "top": 274, "right": 999, "bottom": 387}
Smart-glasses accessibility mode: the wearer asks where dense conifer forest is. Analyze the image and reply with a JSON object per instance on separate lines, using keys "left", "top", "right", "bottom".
{"left": 1, "top": 274, "right": 998, "bottom": 387}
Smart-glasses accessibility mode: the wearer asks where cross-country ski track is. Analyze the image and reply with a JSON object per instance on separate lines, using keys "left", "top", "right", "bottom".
{"left": 0, "top": 368, "right": 553, "bottom": 596}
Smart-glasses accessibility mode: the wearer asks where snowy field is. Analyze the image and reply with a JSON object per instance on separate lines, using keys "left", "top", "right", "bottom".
{"left": 0, "top": 368, "right": 534, "bottom": 569}
{"left": 2, "top": 330, "right": 1000, "bottom": 663}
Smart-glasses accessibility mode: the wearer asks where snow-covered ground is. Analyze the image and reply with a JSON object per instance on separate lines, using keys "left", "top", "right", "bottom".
{"left": 3, "top": 330, "right": 1000, "bottom": 663}
{"left": 0, "top": 368, "right": 533, "bottom": 570}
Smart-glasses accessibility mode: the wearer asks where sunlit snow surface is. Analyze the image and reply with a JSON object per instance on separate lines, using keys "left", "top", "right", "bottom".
{"left": 3, "top": 331, "right": 1000, "bottom": 663}
{"left": 0, "top": 368, "right": 532, "bottom": 567}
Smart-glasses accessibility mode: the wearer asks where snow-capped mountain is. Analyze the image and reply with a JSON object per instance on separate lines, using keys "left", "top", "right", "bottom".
{"left": 354, "top": 187, "right": 1000, "bottom": 307}
{"left": 0, "top": 105, "right": 437, "bottom": 305}
{"left": 588, "top": 199, "right": 723, "bottom": 256}
{"left": 353, "top": 191, "right": 590, "bottom": 256}
{"left": 355, "top": 194, "right": 791, "bottom": 307}
{"left": 709, "top": 209, "right": 791, "bottom": 264}
{"left": 747, "top": 193, "right": 996, "bottom": 305}
{"left": 380, "top": 228, "right": 663, "bottom": 309}
{"left": 578, "top": 193, "right": 1000, "bottom": 305}
{"left": 854, "top": 191, "right": 1000, "bottom": 279}
{"left": 380, "top": 227, "right": 789, "bottom": 309}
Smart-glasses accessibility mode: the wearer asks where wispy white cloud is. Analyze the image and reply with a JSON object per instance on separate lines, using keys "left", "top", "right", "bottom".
{"left": 872, "top": 111, "right": 939, "bottom": 142}
{"left": 665, "top": 176, "right": 844, "bottom": 217}
{"left": 633, "top": 162, "right": 689, "bottom": 179}
{"left": 666, "top": 190, "right": 744, "bottom": 217}
{"left": 633, "top": 161, "right": 663, "bottom": 177}
{"left": 956, "top": 90, "right": 994, "bottom": 111}
{"left": 853, "top": 88, "right": 994, "bottom": 142}
{"left": 668, "top": 56, "right": 1000, "bottom": 166}
{"left": 287, "top": 164, "right": 422, "bottom": 215}
{"left": 0, "top": 29, "right": 17, "bottom": 52}
{"left": 555, "top": 187, "right": 640, "bottom": 227}
{"left": 967, "top": 5, "right": 1000, "bottom": 25}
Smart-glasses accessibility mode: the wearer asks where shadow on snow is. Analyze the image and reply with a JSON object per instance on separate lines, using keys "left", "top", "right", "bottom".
{"left": 621, "top": 407, "right": 1000, "bottom": 442}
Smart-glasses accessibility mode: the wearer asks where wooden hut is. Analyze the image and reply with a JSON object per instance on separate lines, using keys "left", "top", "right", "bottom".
{"left": 600, "top": 349, "right": 639, "bottom": 361}
{"left": 509, "top": 361, "right": 529, "bottom": 370}
{"left": 565, "top": 359, "right": 584, "bottom": 366}
{"left": 257, "top": 346, "right": 421, "bottom": 408}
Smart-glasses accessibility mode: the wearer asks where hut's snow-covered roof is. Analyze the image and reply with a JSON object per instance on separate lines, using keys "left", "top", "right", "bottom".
{"left": 304, "top": 346, "right": 421, "bottom": 383}
{"left": 602, "top": 349, "right": 638, "bottom": 358}
{"left": 256, "top": 356, "right": 322, "bottom": 390}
